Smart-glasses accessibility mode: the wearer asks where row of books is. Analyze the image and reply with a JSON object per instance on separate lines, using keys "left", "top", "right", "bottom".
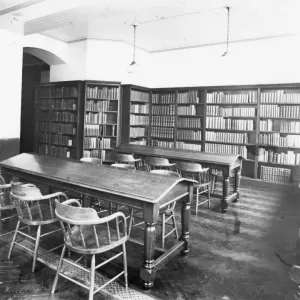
{"left": 130, "top": 115, "right": 149, "bottom": 125}
{"left": 39, "top": 144, "right": 71, "bottom": 158}
{"left": 177, "top": 117, "right": 202, "bottom": 128}
{"left": 260, "top": 119, "right": 273, "bottom": 132}
{"left": 85, "top": 112, "right": 108, "bottom": 124}
{"left": 177, "top": 105, "right": 197, "bottom": 116}
{"left": 101, "top": 138, "right": 116, "bottom": 149}
{"left": 258, "top": 148, "right": 300, "bottom": 165}
{"left": 86, "top": 100, "right": 117, "bottom": 112}
{"left": 151, "top": 116, "right": 175, "bottom": 127}
{"left": 83, "top": 150, "right": 102, "bottom": 159}
{"left": 151, "top": 127, "right": 174, "bottom": 138}
{"left": 52, "top": 86, "right": 78, "bottom": 98}
{"left": 206, "top": 92, "right": 257, "bottom": 104}
{"left": 205, "top": 143, "right": 248, "bottom": 158}
{"left": 178, "top": 91, "right": 199, "bottom": 104}
{"left": 131, "top": 90, "right": 150, "bottom": 103}
{"left": 258, "top": 133, "right": 300, "bottom": 148}
{"left": 205, "top": 132, "right": 248, "bottom": 144}
{"left": 176, "top": 142, "right": 201, "bottom": 151}
{"left": 152, "top": 105, "right": 175, "bottom": 115}
{"left": 129, "top": 139, "right": 147, "bottom": 145}
{"left": 37, "top": 112, "right": 77, "bottom": 122}
{"left": 152, "top": 93, "right": 176, "bottom": 104}
{"left": 177, "top": 130, "right": 201, "bottom": 141}
{"left": 130, "top": 127, "right": 147, "bottom": 138}
{"left": 150, "top": 140, "right": 174, "bottom": 148}
{"left": 84, "top": 137, "right": 116, "bottom": 149}
{"left": 206, "top": 106, "right": 256, "bottom": 117}
{"left": 260, "top": 105, "right": 300, "bottom": 118}
{"left": 37, "top": 122, "right": 76, "bottom": 135}
{"left": 84, "top": 124, "right": 117, "bottom": 136}
{"left": 261, "top": 90, "right": 300, "bottom": 103}
{"left": 130, "top": 104, "right": 149, "bottom": 114}
{"left": 280, "top": 121, "right": 300, "bottom": 133}
{"left": 37, "top": 133, "right": 73, "bottom": 146}
{"left": 260, "top": 166, "right": 291, "bottom": 183}
{"left": 206, "top": 117, "right": 254, "bottom": 130}
{"left": 37, "top": 99, "right": 77, "bottom": 111}
{"left": 86, "top": 86, "right": 119, "bottom": 99}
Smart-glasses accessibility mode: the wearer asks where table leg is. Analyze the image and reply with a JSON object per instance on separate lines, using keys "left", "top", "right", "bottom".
{"left": 233, "top": 169, "right": 241, "bottom": 203}
{"left": 180, "top": 184, "right": 192, "bottom": 255}
{"left": 222, "top": 176, "right": 230, "bottom": 213}
{"left": 140, "top": 203, "right": 159, "bottom": 289}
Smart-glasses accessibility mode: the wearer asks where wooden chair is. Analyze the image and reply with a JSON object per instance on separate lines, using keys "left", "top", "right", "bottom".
{"left": 8, "top": 182, "right": 68, "bottom": 272}
{"left": 0, "top": 175, "right": 16, "bottom": 224}
{"left": 145, "top": 156, "right": 175, "bottom": 171}
{"left": 51, "top": 199, "right": 128, "bottom": 300}
{"left": 113, "top": 153, "right": 142, "bottom": 170}
{"left": 176, "top": 162, "right": 211, "bottom": 215}
{"left": 150, "top": 170, "right": 179, "bottom": 249}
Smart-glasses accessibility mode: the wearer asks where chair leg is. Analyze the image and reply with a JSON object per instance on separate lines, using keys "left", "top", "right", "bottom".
{"left": 161, "top": 213, "right": 166, "bottom": 249}
{"left": 171, "top": 211, "right": 178, "bottom": 240}
{"left": 195, "top": 188, "right": 199, "bottom": 215}
{"left": 89, "top": 255, "right": 95, "bottom": 300}
{"left": 122, "top": 243, "right": 128, "bottom": 288}
{"left": 8, "top": 220, "right": 20, "bottom": 259}
{"left": 32, "top": 225, "right": 41, "bottom": 273}
{"left": 208, "top": 185, "right": 211, "bottom": 209}
{"left": 51, "top": 244, "right": 67, "bottom": 294}
{"left": 128, "top": 208, "right": 134, "bottom": 236}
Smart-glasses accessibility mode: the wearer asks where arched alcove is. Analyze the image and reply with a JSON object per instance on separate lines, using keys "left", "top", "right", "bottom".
{"left": 23, "top": 47, "right": 66, "bottom": 66}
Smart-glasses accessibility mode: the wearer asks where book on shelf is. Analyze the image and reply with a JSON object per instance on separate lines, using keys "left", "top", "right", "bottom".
{"left": 258, "top": 147, "right": 300, "bottom": 165}
{"left": 38, "top": 122, "right": 76, "bottom": 135}
{"left": 258, "top": 133, "right": 300, "bottom": 147}
{"left": 130, "top": 127, "right": 147, "bottom": 138}
{"left": 151, "top": 127, "right": 174, "bottom": 139}
{"left": 205, "top": 132, "right": 248, "bottom": 144}
{"left": 260, "top": 105, "right": 300, "bottom": 118}
{"left": 38, "top": 144, "right": 71, "bottom": 158}
{"left": 206, "top": 106, "right": 256, "bottom": 117}
{"left": 206, "top": 117, "right": 254, "bottom": 130}
{"left": 37, "top": 132, "right": 73, "bottom": 146}
{"left": 206, "top": 91, "right": 257, "bottom": 104}
{"left": 260, "top": 119, "right": 273, "bottom": 132}
{"left": 130, "top": 103, "right": 149, "bottom": 114}
{"left": 83, "top": 149, "right": 102, "bottom": 159}
{"left": 280, "top": 121, "right": 300, "bottom": 133}
{"left": 177, "top": 90, "right": 199, "bottom": 104}
{"left": 177, "top": 117, "right": 201, "bottom": 128}
{"left": 150, "top": 140, "right": 174, "bottom": 148}
{"left": 37, "top": 99, "right": 77, "bottom": 110}
{"left": 152, "top": 93, "right": 175, "bottom": 104}
{"left": 261, "top": 90, "right": 300, "bottom": 104}
{"left": 86, "top": 86, "right": 119, "bottom": 99}
{"left": 130, "top": 139, "right": 147, "bottom": 145}
{"left": 51, "top": 86, "right": 78, "bottom": 98}
{"left": 152, "top": 104, "right": 175, "bottom": 115}
{"left": 176, "top": 142, "right": 201, "bottom": 151}
{"left": 177, "top": 105, "right": 197, "bottom": 115}
{"left": 260, "top": 165, "right": 291, "bottom": 183}
{"left": 130, "top": 115, "right": 149, "bottom": 126}
{"left": 151, "top": 116, "right": 175, "bottom": 127}
{"left": 86, "top": 100, "right": 117, "bottom": 111}
{"left": 177, "top": 130, "right": 201, "bottom": 141}
{"left": 205, "top": 143, "right": 248, "bottom": 158}
{"left": 36, "top": 111, "right": 77, "bottom": 122}
{"left": 131, "top": 90, "right": 150, "bottom": 102}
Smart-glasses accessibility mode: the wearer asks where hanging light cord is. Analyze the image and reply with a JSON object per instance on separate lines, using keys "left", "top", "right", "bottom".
{"left": 132, "top": 24, "right": 137, "bottom": 62}
{"left": 223, "top": 6, "right": 231, "bottom": 56}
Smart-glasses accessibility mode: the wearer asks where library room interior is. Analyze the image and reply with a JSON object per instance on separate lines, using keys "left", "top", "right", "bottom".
{"left": 1, "top": 0, "right": 300, "bottom": 299}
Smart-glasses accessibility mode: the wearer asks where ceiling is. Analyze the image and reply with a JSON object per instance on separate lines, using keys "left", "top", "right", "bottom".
{"left": 1, "top": 0, "right": 300, "bottom": 52}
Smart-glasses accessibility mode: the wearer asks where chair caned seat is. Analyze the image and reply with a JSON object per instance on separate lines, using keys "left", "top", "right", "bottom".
{"left": 66, "top": 224, "right": 127, "bottom": 254}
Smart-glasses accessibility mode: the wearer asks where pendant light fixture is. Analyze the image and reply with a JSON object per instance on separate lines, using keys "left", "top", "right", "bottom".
{"left": 128, "top": 23, "right": 138, "bottom": 74}
{"left": 222, "top": 6, "right": 231, "bottom": 57}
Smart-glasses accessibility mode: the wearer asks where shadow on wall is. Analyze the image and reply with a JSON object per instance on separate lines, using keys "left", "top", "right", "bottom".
{"left": 0, "top": 139, "right": 20, "bottom": 162}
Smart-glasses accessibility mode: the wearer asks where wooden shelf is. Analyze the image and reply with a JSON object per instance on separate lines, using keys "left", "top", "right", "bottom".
{"left": 205, "top": 141, "right": 255, "bottom": 146}
{"left": 206, "top": 103, "right": 257, "bottom": 106}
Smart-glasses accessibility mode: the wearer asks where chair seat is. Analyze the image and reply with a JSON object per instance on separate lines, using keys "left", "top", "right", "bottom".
{"left": 66, "top": 224, "right": 126, "bottom": 254}
{"left": 19, "top": 203, "right": 57, "bottom": 225}
{"left": 0, "top": 192, "right": 15, "bottom": 210}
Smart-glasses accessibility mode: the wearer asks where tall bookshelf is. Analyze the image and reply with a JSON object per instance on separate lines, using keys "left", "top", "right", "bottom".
{"left": 34, "top": 81, "right": 83, "bottom": 159}
{"left": 82, "top": 81, "right": 121, "bottom": 162}
{"left": 121, "top": 83, "right": 300, "bottom": 184}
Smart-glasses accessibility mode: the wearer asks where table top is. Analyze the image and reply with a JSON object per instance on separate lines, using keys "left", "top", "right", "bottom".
{"left": 115, "top": 144, "right": 243, "bottom": 168}
{"left": 0, "top": 153, "right": 193, "bottom": 203}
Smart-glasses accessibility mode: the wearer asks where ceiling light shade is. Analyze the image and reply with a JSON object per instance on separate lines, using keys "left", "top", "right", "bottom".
{"left": 222, "top": 6, "right": 231, "bottom": 57}
{"left": 128, "top": 23, "right": 139, "bottom": 74}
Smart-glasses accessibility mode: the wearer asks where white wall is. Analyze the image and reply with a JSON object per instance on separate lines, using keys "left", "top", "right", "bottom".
{"left": 149, "top": 35, "right": 300, "bottom": 88}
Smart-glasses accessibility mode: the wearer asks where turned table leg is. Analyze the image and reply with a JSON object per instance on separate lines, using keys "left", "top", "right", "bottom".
{"left": 180, "top": 183, "right": 192, "bottom": 255}
{"left": 140, "top": 203, "right": 159, "bottom": 289}
{"left": 222, "top": 176, "right": 229, "bottom": 213}
{"left": 233, "top": 168, "right": 241, "bottom": 203}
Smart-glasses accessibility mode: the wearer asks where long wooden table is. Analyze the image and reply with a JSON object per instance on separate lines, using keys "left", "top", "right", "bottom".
{"left": 0, "top": 153, "right": 194, "bottom": 289}
{"left": 115, "top": 144, "right": 244, "bottom": 213}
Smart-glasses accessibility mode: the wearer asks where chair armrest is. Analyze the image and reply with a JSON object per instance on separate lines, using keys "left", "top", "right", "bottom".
{"left": 96, "top": 211, "right": 128, "bottom": 236}
{"left": 59, "top": 199, "right": 82, "bottom": 207}
{"left": 0, "top": 183, "right": 11, "bottom": 189}
{"left": 39, "top": 192, "right": 68, "bottom": 201}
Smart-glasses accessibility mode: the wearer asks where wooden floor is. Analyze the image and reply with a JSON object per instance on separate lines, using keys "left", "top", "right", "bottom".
{"left": 0, "top": 185, "right": 299, "bottom": 300}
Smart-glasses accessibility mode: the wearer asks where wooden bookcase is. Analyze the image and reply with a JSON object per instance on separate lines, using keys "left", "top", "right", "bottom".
{"left": 121, "top": 83, "right": 300, "bottom": 183}
{"left": 34, "top": 81, "right": 83, "bottom": 160}
{"left": 82, "top": 81, "right": 121, "bottom": 163}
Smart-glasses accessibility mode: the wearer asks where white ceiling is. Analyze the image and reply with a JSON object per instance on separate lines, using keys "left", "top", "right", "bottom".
{"left": 1, "top": 0, "right": 300, "bottom": 52}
